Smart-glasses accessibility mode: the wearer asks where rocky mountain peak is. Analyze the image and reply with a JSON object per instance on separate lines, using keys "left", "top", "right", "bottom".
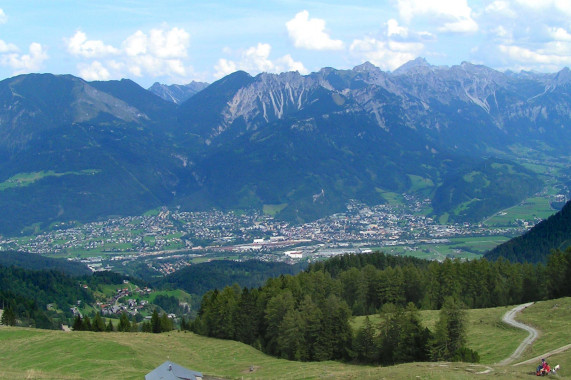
{"left": 392, "top": 57, "right": 433, "bottom": 76}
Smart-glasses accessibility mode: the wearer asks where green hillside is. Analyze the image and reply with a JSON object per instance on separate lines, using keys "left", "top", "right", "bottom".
{"left": 1, "top": 298, "right": 570, "bottom": 379}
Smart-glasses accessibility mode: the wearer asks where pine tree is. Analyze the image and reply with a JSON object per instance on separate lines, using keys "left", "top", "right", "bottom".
{"left": 353, "top": 316, "right": 377, "bottom": 363}
{"left": 83, "top": 315, "right": 92, "bottom": 331}
{"left": 106, "top": 319, "right": 114, "bottom": 332}
{"left": 432, "top": 296, "right": 467, "bottom": 361}
{"left": 151, "top": 308, "right": 161, "bottom": 333}
{"left": 1, "top": 307, "right": 16, "bottom": 326}
{"left": 92, "top": 312, "right": 106, "bottom": 332}
{"left": 118, "top": 312, "right": 131, "bottom": 332}
{"left": 72, "top": 315, "right": 83, "bottom": 331}
{"left": 160, "top": 313, "right": 173, "bottom": 332}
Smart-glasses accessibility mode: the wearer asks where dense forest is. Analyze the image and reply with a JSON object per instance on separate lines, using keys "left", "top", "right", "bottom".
{"left": 0, "top": 250, "right": 90, "bottom": 276}
{"left": 155, "top": 259, "right": 305, "bottom": 309}
{"left": 0, "top": 265, "right": 94, "bottom": 328}
{"left": 192, "top": 248, "right": 571, "bottom": 364}
{"left": 0, "top": 262, "right": 139, "bottom": 329}
{"left": 485, "top": 199, "right": 571, "bottom": 263}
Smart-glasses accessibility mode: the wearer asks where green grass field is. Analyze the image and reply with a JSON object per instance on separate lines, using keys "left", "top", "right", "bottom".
{"left": 374, "top": 236, "right": 511, "bottom": 261}
{"left": 484, "top": 197, "right": 556, "bottom": 227}
{"left": 0, "top": 170, "right": 99, "bottom": 191}
{"left": 0, "top": 298, "right": 570, "bottom": 379}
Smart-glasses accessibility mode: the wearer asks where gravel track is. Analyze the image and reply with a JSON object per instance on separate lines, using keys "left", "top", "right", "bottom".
{"left": 497, "top": 302, "right": 537, "bottom": 366}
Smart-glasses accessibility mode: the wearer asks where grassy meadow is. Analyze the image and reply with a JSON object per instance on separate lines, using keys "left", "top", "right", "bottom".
{"left": 0, "top": 298, "right": 570, "bottom": 379}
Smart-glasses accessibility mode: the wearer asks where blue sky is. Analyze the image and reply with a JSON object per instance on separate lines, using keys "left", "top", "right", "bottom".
{"left": 1, "top": 0, "right": 570, "bottom": 87}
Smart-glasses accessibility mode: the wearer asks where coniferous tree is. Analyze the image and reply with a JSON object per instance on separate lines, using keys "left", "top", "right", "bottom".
{"left": 106, "top": 319, "right": 114, "bottom": 332}
{"left": 83, "top": 315, "right": 92, "bottom": 331}
{"left": 432, "top": 297, "right": 468, "bottom": 361}
{"left": 277, "top": 309, "right": 305, "bottom": 360}
{"left": 141, "top": 321, "right": 152, "bottom": 333}
{"left": 92, "top": 312, "right": 106, "bottom": 332}
{"left": 353, "top": 316, "right": 377, "bottom": 363}
{"left": 151, "top": 308, "right": 161, "bottom": 333}
{"left": 118, "top": 312, "right": 131, "bottom": 332}
{"left": 1, "top": 307, "right": 16, "bottom": 326}
{"left": 72, "top": 315, "right": 83, "bottom": 331}
{"left": 160, "top": 313, "right": 173, "bottom": 332}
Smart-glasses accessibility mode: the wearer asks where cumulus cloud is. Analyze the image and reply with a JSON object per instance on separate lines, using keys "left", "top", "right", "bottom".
{"left": 286, "top": 10, "right": 344, "bottom": 50}
{"left": 350, "top": 19, "right": 428, "bottom": 71}
{"left": 64, "top": 27, "right": 194, "bottom": 83}
{"left": 396, "top": 0, "right": 478, "bottom": 33}
{"left": 478, "top": 0, "right": 571, "bottom": 71}
{"left": 499, "top": 44, "right": 571, "bottom": 67}
{"left": 387, "top": 19, "right": 409, "bottom": 38}
{"left": 350, "top": 37, "right": 423, "bottom": 71}
{"left": 0, "top": 42, "right": 48, "bottom": 73}
{"left": 0, "top": 39, "right": 18, "bottom": 53}
{"left": 214, "top": 43, "right": 308, "bottom": 78}
{"left": 0, "top": 8, "right": 7, "bottom": 24}
{"left": 515, "top": 0, "right": 571, "bottom": 15}
{"left": 67, "top": 31, "right": 119, "bottom": 58}
{"left": 484, "top": 1, "right": 517, "bottom": 17}
{"left": 79, "top": 61, "right": 111, "bottom": 81}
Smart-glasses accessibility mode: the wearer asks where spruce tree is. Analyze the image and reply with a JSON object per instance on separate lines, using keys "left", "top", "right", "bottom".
{"left": 118, "top": 312, "right": 131, "bottom": 332}
{"left": 432, "top": 296, "right": 467, "bottom": 361}
{"left": 72, "top": 315, "right": 83, "bottom": 331}
{"left": 1, "top": 307, "right": 16, "bottom": 326}
{"left": 151, "top": 309, "right": 161, "bottom": 333}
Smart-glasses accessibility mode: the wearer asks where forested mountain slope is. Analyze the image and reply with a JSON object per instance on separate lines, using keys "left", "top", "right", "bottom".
{"left": 0, "top": 60, "right": 569, "bottom": 234}
{"left": 485, "top": 200, "right": 571, "bottom": 263}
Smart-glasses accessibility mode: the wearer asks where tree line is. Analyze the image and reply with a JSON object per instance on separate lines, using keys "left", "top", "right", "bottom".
{"left": 191, "top": 248, "right": 571, "bottom": 364}
{"left": 71, "top": 308, "right": 175, "bottom": 333}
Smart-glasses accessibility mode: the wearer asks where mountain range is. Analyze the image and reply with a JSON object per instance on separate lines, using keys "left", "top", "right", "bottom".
{"left": 0, "top": 58, "right": 569, "bottom": 235}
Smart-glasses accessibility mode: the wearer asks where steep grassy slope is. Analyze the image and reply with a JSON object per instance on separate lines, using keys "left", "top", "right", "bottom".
{"left": 1, "top": 298, "right": 569, "bottom": 379}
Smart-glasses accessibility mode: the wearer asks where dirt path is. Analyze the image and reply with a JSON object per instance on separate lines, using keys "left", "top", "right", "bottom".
{"left": 513, "top": 344, "right": 571, "bottom": 367}
{"left": 497, "top": 302, "right": 537, "bottom": 366}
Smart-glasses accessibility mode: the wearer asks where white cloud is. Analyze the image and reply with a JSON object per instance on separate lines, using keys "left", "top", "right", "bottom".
{"left": 396, "top": 0, "right": 478, "bottom": 33}
{"left": 0, "top": 8, "right": 7, "bottom": 24}
{"left": 499, "top": 44, "right": 571, "bottom": 67}
{"left": 491, "top": 25, "right": 512, "bottom": 41}
{"left": 515, "top": 0, "right": 571, "bottom": 15}
{"left": 79, "top": 61, "right": 111, "bottom": 81}
{"left": 0, "top": 39, "right": 18, "bottom": 53}
{"left": 148, "top": 27, "right": 189, "bottom": 58}
{"left": 484, "top": 1, "right": 517, "bottom": 17}
{"left": 350, "top": 36, "right": 423, "bottom": 71}
{"left": 214, "top": 43, "right": 308, "bottom": 78}
{"left": 350, "top": 17, "right": 427, "bottom": 71}
{"left": 387, "top": 19, "right": 408, "bottom": 38}
{"left": 550, "top": 27, "right": 571, "bottom": 42}
{"left": 67, "top": 31, "right": 119, "bottom": 58}
{"left": 65, "top": 27, "right": 194, "bottom": 83}
{"left": 214, "top": 59, "right": 237, "bottom": 79}
{"left": 123, "top": 31, "right": 147, "bottom": 56}
{"left": 1, "top": 42, "right": 48, "bottom": 73}
{"left": 286, "top": 10, "right": 344, "bottom": 50}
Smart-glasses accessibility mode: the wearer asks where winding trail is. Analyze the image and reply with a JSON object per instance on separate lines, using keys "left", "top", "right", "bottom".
{"left": 497, "top": 302, "right": 537, "bottom": 366}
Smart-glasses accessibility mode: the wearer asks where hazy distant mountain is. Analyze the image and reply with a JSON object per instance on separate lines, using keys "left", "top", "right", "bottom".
{"left": 0, "top": 59, "right": 569, "bottom": 234}
{"left": 149, "top": 81, "right": 209, "bottom": 104}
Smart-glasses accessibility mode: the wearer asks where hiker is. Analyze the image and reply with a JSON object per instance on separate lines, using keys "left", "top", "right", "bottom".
{"left": 536, "top": 359, "right": 549, "bottom": 376}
